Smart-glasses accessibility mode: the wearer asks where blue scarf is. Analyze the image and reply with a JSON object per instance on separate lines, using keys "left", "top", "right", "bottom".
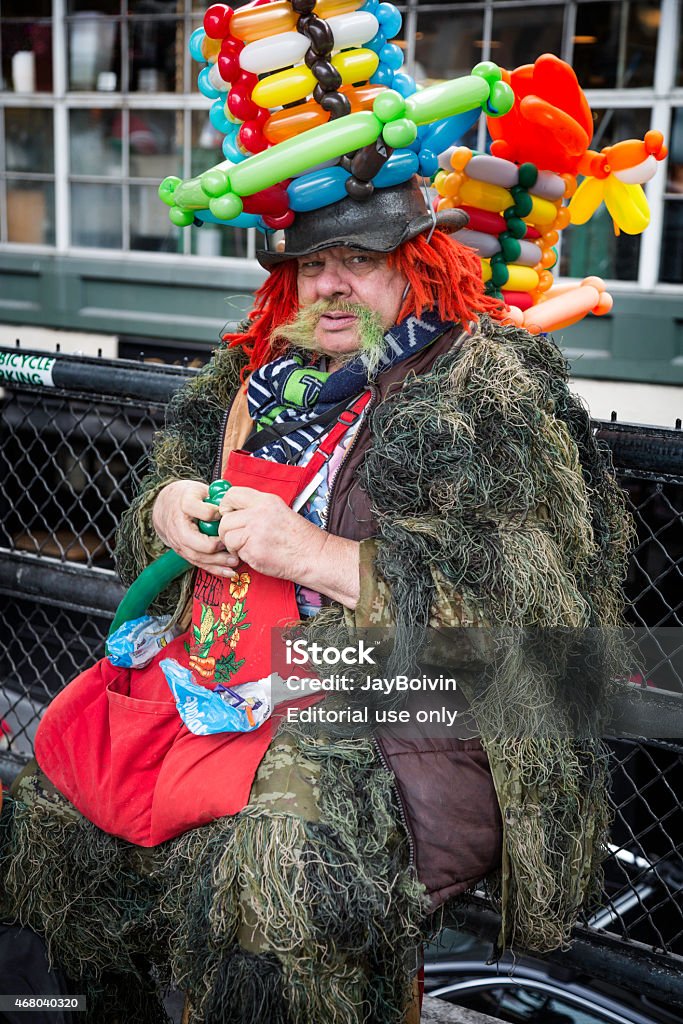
{"left": 246, "top": 311, "right": 450, "bottom": 463}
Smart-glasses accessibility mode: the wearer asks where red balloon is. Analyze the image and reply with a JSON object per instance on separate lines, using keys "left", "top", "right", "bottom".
{"left": 204, "top": 4, "right": 232, "bottom": 39}
{"left": 262, "top": 210, "right": 295, "bottom": 230}
{"left": 217, "top": 52, "right": 240, "bottom": 84}
{"left": 239, "top": 121, "right": 268, "bottom": 154}
{"left": 220, "top": 36, "right": 243, "bottom": 56}
{"left": 237, "top": 70, "right": 258, "bottom": 92}
{"left": 243, "top": 185, "right": 290, "bottom": 216}
{"left": 227, "top": 86, "right": 259, "bottom": 121}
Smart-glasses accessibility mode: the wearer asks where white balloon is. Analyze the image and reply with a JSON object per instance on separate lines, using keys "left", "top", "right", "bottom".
{"left": 325, "top": 12, "right": 378, "bottom": 49}
{"left": 467, "top": 154, "right": 518, "bottom": 189}
{"left": 452, "top": 228, "right": 500, "bottom": 257}
{"left": 614, "top": 155, "right": 658, "bottom": 185}
{"left": 533, "top": 170, "right": 566, "bottom": 201}
{"left": 239, "top": 12, "right": 378, "bottom": 75}
{"left": 208, "top": 62, "right": 229, "bottom": 92}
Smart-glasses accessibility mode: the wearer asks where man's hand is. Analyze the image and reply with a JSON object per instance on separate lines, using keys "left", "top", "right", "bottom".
{"left": 152, "top": 480, "right": 240, "bottom": 575}
{"left": 218, "top": 486, "right": 361, "bottom": 608}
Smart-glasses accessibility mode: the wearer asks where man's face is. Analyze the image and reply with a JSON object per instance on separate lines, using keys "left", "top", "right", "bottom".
{"left": 296, "top": 246, "right": 407, "bottom": 359}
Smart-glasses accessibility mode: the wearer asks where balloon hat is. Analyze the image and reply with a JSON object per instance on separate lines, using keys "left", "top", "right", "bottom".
{"left": 159, "top": 4, "right": 668, "bottom": 334}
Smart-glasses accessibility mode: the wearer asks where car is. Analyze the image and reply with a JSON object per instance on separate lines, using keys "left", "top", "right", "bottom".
{"left": 424, "top": 930, "right": 681, "bottom": 1024}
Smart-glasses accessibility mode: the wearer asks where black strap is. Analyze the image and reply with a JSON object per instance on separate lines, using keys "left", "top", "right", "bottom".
{"left": 240, "top": 395, "right": 357, "bottom": 457}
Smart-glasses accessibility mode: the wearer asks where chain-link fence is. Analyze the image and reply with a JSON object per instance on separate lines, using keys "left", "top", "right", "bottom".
{"left": 1, "top": 347, "right": 682, "bottom": 1003}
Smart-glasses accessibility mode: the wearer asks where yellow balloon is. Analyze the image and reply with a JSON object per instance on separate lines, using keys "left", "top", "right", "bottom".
{"left": 201, "top": 35, "right": 221, "bottom": 61}
{"left": 505, "top": 264, "right": 540, "bottom": 292}
{"left": 569, "top": 176, "right": 605, "bottom": 226}
{"left": 604, "top": 178, "right": 650, "bottom": 234}
{"left": 460, "top": 177, "right": 511, "bottom": 214}
{"left": 480, "top": 258, "right": 492, "bottom": 283}
{"left": 252, "top": 49, "right": 378, "bottom": 109}
{"left": 528, "top": 194, "right": 559, "bottom": 226}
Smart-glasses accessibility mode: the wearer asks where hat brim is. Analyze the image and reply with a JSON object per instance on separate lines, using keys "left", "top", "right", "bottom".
{"left": 256, "top": 207, "right": 469, "bottom": 269}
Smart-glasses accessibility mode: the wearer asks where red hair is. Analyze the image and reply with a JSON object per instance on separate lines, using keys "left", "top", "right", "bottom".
{"left": 223, "top": 230, "right": 504, "bottom": 378}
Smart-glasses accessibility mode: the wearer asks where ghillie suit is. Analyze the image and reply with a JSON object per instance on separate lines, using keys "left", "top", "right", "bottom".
{"left": 0, "top": 313, "right": 632, "bottom": 1018}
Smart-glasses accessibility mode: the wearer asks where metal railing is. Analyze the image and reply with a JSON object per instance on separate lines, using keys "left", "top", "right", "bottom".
{"left": 1, "top": 346, "right": 682, "bottom": 1005}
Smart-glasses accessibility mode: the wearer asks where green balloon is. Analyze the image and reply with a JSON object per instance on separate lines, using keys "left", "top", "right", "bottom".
{"left": 229, "top": 111, "right": 382, "bottom": 197}
{"left": 518, "top": 162, "right": 538, "bottom": 190}
{"left": 471, "top": 61, "right": 502, "bottom": 86}
{"left": 109, "top": 550, "right": 190, "bottom": 636}
{"left": 500, "top": 236, "right": 521, "bottom": 262}
{"left": 174, "top": 176, "right": 214, "bottom": 211}
{"left": 506, "top": 216, "right": 527, "bottom": 239}
{"left": 201, "top": 168, "right": 231, "bottom": 199}
{"left": 405, "top": 76, "right": 488, "bottom": 127}
{"left": 208, "top": 479, "right": 232, "bottom": 501}
{"left": 209, "top": 193, "right": 244, "bottom": 220}
{"left": 486, "top": 79, "right": 514, "bottom": 118}
{"left": 169, "top": 208, "right": 195, "bottom": 227}
{"left": 373, "top": 89, "right": 406, "bottom": 124}
{"left": 511, "top": 191, "right": 533, "bottom": 218}
{"left": 382, "top": 117, "right": 417, "bottom": 149}
{"left": 491, "top": 262, "right": 509, "bottom": 288}
{"left": 158, "top": 176, "right": 181, "bottom": 208}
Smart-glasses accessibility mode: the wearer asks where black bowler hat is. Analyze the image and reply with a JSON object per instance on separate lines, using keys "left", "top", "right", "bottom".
{"left": 256, "top": 178, "right": 469, "bottom": 269}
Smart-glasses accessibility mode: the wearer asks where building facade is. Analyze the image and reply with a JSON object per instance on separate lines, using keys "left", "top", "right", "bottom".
{"left": 0, "top": 0, "right": 682, "bottom": 379}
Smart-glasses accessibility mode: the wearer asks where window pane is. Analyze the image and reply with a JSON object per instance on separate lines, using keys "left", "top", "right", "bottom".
{"left": 560, "top": 108, "right": 650, "bottom": 282}
{"left": 67, "top": 0, "right": 119, "bottom": 12}
{"left": 491, "top": 5, "right": 564, "bottom": 71}
{"left": 665, "top": 107, "right": 683, "bottom": 195}
{"left": 190, "top": 223, "right": 249, "bottom": 259}
{"left": 68, "top": 16, "right": 121, "bottom": 91}
{"left": 0, "top": 19, "right": 53, "bottom": 92}
{"left": 5, "top": 108, "right": 54, "bottom": 174}
{"left": 572, "top": 1, "right": 659, "bottom": 89}
{"left": 4, "top": 1, "right": 52, "bottom": 14}
{"left": 70, "top": 182, "right": 123, "bottom": 247}
{"left": 660, "top": 202, "right": 683, "bottom": 283}
{"left": 129, "top": 0, "right": 181, "bottom": 10}
{"left": 191, "top": 109, "right": 224, "bottom": 178}
{"left": 129, "top": 18, "right": 184, "bottom": 92}
{"left": 130, "top": 184, "right": 181, "bottom": 252}
{"left": 129, "top": 110, "right": 182, "bottom": 178}
{"left": 69, "top": 109, "right": 124, "bottom": 177}
{"left": 6, "top": 180, "right": 55, "bottom": 245}
{"left": 414, "top": 11, "right": 484, "bottom": 84}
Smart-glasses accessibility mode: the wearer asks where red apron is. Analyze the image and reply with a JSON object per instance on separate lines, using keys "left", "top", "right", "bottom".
{"left": 34, "top": 392, "right": 370, "bottom": 847}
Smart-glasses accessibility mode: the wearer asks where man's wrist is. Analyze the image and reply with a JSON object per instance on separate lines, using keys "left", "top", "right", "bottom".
{"left": 297, "top": 530, "right": 360, "bottom": 610}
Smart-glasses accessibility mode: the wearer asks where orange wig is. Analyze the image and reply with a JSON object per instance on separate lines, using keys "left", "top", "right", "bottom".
{"left": 222, "top": 230, "right": 504, "bottom": 378}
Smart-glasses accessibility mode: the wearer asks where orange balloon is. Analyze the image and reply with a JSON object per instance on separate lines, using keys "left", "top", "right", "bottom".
{"left": 542, "top": 229, "right": 559, "bottom": 246}
{"left": 553, "top": 206, "right": 571, "bottom": 230}
{"left": 561, "top": 174, "right": 577, "bottom": 198}
{"left": 450, "top": 146, "right": 472, "bottom": 172}
{"left": 538, "top": 270, "right": 554, "bottom": 292}
{"left": 263, "top": 84, "right": 384, "bottom": 144}
{"left": 442, "top": 172, "right": 462, "bottom": 198}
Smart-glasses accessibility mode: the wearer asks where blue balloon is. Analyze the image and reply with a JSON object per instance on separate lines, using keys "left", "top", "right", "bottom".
{"left": 210, "top": 99, "right": 232, "bottom": 134}
{"left": 288, "top": 166, "right": 349, "bottom": 212}
{"left": 376, "top": 2, "right": 402, "bottom": 38}
{"left": 198, "top": 66, "right": 221, "bottom": 100}
{"left": 366, "top": 29, "right": 386, "bottom": 54}
{"left": 419, "top": 149, "right": 439, "bottom": 177}
{"left": 379, "top": 43, "right": 403, "bottom": 71}
{"left": 373, "top": 150, "right": 419, "bottom": 187}
{"left": 391, "top": 72, "right": 416, "bottom": 97}
{"left": 421, "top": 109, "right": 481, "bottom": 155}
{"left": 360, "top": 0, "right": 379, "bottom": 11}
{"left": 222, "top": 131, "right": 247, "bottom": 164}
{"left": 370, "top": 65, "right": 394, "bottom": 86}
{"left": 189, "top": 28, "right": 206, "bottom": 64}
{"left": 195, "top": 209, "right": 261, "bottom": 229}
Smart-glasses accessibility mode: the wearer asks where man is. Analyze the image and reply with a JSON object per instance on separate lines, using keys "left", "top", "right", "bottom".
{"left": 0, "top": 180, "right": 631, "bottom": 1023}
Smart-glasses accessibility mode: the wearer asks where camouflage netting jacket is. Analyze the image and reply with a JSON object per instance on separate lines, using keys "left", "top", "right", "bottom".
{"left": 116, "top": 314, "right": 632, "bottom": 953}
